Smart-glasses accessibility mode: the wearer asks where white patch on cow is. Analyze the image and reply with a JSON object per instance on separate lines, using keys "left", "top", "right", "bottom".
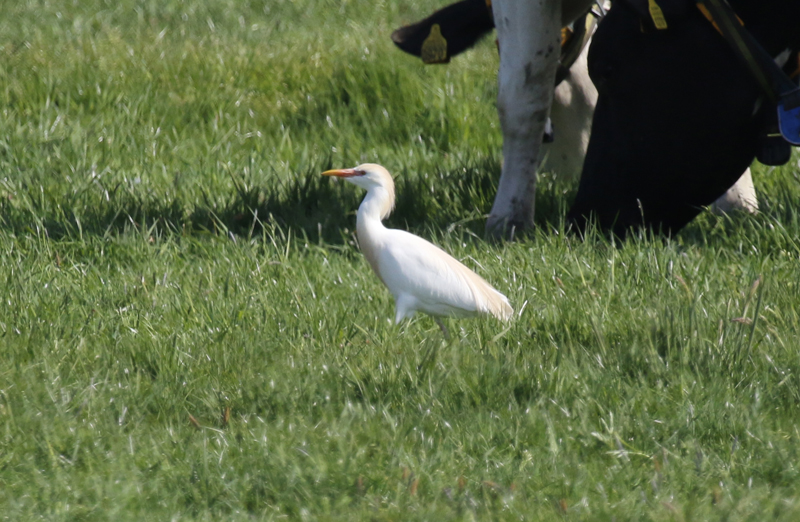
{"left": 711, "top": 168, "right": 759, "bottom": 215}
{"left": 541, "top": 41, "right": 597, "bottom": 180}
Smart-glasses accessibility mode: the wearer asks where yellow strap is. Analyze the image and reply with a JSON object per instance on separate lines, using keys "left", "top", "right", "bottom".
{"left": 697, "top": 3, "right": 743, "bottom": 35}
{"left": 648, "top": 0, "right": 668, "bottom": 30}
{"left": 699, "top": 0, "right": 775, "bottom": 102}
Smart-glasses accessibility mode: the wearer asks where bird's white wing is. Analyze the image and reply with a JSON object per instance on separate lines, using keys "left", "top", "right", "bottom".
{"left": 376, "top": 229, "right": 513, "bottom": 321}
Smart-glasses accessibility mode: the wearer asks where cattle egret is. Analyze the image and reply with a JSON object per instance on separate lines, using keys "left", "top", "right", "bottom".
{"left": 322, "top": 163, "right": 513, "bottom": 336}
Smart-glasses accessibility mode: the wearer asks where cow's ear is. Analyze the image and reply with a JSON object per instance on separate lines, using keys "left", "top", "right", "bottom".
{"left": 391, "top": 0, "right": 495, "bottom": 63}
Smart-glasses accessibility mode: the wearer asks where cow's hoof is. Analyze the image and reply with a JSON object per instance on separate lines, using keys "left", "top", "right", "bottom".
{"left": 485, "top": 214, "right": 528, "bottom": 241}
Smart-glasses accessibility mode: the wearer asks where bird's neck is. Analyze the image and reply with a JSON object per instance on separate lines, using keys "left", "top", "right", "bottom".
{"left": 356, "top": 187, "right": 393, "bottom": 243}
{"left": 355, "top": 188, "right": 393, "bottom": 280}
{"left": 357, "top": 187, "right": 393, "bottom": 223}
{"left": 355, "top": 188, "right": 393, "bottom": 285}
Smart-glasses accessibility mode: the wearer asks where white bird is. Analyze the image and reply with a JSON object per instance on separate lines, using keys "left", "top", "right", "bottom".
{"left": 322, "top": 163, "right": 513, "bottom": 335}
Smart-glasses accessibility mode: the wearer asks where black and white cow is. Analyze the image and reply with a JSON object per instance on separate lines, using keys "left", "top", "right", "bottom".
{"left": 568, "top": 0, "right": 800, "bottom": 236}
{"left": 394, "top": 0, "right": 769, "bottom": 238}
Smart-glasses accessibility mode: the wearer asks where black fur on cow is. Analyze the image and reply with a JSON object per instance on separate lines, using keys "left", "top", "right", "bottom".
{"left": 568, "top": 0, "right": 800, "bottom": 237}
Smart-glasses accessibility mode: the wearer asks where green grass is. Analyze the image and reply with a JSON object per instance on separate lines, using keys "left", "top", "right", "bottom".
{"left": 2, "top": 0, "right": 800, "bottom": 520}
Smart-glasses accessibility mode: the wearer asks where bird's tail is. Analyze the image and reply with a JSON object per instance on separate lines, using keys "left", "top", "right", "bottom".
{"left": 467, "top": 272, "right": 513, "bottom": 321}
{"left": 486, "top": 289, "right": 514, "bottom": 322}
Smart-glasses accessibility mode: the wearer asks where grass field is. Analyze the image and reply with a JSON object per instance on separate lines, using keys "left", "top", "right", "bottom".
{"left": 2, "top": 0, "right": 800, "bottom": 519}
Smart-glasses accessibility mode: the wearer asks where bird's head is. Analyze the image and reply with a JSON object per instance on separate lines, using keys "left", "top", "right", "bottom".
{"left": 322, "top": 163, "right": 396, "bottom": 219}
{"left": 322, "top": 163, "right": 393, "bottom": 192}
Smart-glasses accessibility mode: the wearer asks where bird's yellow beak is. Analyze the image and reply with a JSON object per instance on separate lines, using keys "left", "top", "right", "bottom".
{"left": 322, "top": 168, "right": 363, "bottom": 178}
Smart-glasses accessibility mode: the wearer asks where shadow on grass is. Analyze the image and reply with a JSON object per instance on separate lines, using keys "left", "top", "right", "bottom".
{"left": 4, "top": 159, "right": 798, "bottom": 255}
{"left": 204, "top": 159, "right": 579, "bottom": 243}
{"left": 0, "top": 159, "right": 580, "bottom": 244}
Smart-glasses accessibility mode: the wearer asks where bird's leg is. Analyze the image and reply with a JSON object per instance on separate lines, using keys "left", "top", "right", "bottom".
{"left": 417, "top": 342, "right": 437, "bottom": 377}
{"left": 434, "top": 317, "right": 451, "bottom": 342}
{"left": 417, "top": 318, "right": 449, "bottom": 377}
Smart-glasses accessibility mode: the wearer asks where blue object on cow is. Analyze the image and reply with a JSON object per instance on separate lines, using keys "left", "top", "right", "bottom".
{"left": 778, "top": 97, "right": 800, "bottom": 146}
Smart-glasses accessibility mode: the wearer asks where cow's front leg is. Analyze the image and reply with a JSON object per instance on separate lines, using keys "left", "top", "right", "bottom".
{"left": 486, "top": 0, "right": 562, "bottom": 239}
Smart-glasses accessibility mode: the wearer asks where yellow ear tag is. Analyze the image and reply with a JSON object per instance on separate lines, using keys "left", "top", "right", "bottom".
{"left": 421, "top": 24, "right": 449, "bottom": 64}
{"left": 648, "top": 0, "right": 668, "bottom": 29}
